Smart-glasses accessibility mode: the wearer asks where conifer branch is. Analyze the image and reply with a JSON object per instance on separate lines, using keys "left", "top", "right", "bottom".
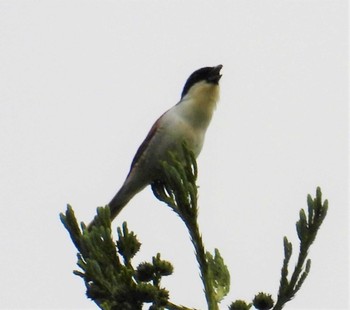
{"left": 61, "top": 144, "right": 328, "bottom": 310}
{"left": 60, "top": 206, "right": 187, "bottom": 310}
{"left": 229, "top": 187, "right": 328, "bottom": 310}
{"left": 273, "top": 187, "right": 328, "bottom": 310}
{"left": 152, "top": 143, "right": 230, "bottom": 310}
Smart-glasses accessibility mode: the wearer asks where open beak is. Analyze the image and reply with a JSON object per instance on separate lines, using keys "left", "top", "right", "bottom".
{"left": 207, "top": 64, "right": 223, "bottom": 84}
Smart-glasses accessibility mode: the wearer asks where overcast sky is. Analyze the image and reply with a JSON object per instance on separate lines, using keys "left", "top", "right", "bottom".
{"left": 0, "top": 1, "right": 348, "bottom": 309}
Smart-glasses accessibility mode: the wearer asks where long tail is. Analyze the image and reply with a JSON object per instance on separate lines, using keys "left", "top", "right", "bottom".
{"left": 108, "top": 184, "right": 136, "bottom": 221}
{"left": 88, "top": 178, "right": 146, "bottom": 230}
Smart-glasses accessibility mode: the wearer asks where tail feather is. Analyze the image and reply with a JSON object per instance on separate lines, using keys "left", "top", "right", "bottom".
{"left": 108, "top": 185, "right": 135, "bottom": 221}
{"left": 88, "top": 178, "right": 146, "bottom": 230}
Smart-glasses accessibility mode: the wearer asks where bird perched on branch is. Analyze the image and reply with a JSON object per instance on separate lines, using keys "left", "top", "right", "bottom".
{"left": 89, "top": 65, "right": 222, "bottom": 228}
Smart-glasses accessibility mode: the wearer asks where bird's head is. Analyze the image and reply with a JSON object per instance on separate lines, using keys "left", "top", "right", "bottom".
{"left": 181, "top": 65, "right": 223, "bottom": 100}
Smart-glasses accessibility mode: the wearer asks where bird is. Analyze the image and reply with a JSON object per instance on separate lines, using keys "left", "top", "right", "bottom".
{"left": 89, "top": 65, "right": 222, "bottom": 228}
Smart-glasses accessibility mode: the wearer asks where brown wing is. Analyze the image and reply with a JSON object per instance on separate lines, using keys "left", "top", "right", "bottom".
{"left": 127, "top": 112, "right": 166, "bottom": 177}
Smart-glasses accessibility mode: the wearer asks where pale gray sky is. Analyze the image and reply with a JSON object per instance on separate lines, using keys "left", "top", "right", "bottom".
{"left": 0, "top": 1, "right": 348, "bottom": 309}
